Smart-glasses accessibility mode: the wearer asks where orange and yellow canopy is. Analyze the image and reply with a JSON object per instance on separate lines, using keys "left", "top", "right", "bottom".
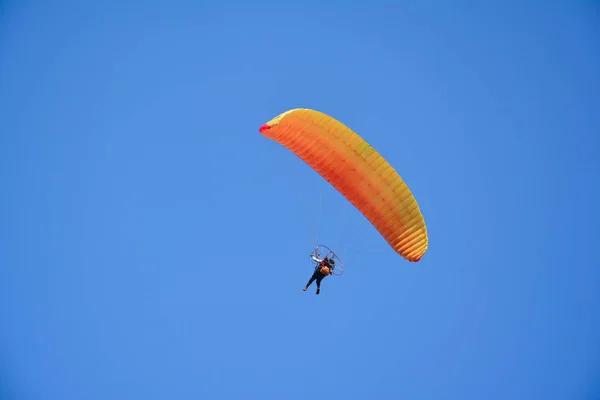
{"left": 260, "top": 108, "right": 428, "bottom": 262}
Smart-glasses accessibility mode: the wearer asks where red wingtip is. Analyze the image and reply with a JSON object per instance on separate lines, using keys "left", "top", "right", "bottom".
{"left": 259, "top": 124, "right": 270, "bottom": 133}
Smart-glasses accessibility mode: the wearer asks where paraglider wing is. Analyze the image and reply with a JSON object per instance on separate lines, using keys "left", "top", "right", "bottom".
{"left": 259, "top": 108, "right": 428, "bottom": 262}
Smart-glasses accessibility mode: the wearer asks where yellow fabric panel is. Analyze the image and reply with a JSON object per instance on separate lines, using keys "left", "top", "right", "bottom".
{"left": 260, "top": 108, "right": 428, "bottom": 262}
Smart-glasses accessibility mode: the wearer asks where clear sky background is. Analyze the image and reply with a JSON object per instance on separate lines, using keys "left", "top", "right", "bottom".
{"left": 1, "top": 2, "right": 599, "bottom": 400}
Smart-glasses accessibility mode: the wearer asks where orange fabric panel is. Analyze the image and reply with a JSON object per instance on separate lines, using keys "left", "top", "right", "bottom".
{"left": 260, "top": 109, "right": 428, "bottom": 262}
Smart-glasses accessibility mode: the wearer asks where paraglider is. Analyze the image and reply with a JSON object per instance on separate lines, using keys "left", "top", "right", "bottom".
{"left": 259, "top": 108, "right": 429, "bottom": 265}
{"left": 303, "top": 245, "right": 343, "bottom": 295}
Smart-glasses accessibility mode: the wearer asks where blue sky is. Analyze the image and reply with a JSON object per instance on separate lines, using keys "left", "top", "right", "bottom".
{"left": 1, "top": 2, "right": 599, "bottom": 399}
